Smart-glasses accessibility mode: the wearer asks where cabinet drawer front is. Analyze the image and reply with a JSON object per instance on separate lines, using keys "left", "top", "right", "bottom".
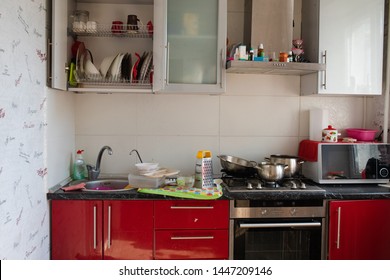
{"left": 154, "top": 200, "right": 229, "bottom": 229}
{"left": 155, "top": 229, "right": 228, "bottom": 259}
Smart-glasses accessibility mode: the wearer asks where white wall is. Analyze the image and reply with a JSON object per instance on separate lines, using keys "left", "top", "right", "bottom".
{"left": 0, "top": 0, "right": 50, "bottom": 259}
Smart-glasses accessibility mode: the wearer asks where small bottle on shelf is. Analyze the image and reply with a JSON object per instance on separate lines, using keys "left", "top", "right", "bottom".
{"left": 257, "top": 43, "right": 264, "bottom": 58}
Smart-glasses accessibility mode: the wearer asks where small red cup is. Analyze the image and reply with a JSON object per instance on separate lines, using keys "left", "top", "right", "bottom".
{"left": 111, "top": 21, "right": 123, "bottom": 34}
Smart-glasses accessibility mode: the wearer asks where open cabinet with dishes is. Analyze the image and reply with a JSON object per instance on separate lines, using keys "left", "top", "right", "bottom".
{"left": 49, "top": 0, "right": 155, "bottom": 93}
{"left": 49, "top": 0, "right": 227, "bottom": 94}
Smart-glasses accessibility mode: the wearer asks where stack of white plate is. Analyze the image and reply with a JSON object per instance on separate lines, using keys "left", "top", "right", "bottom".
{"left": 135, "top": 163, "right": 159, "bottom": 175}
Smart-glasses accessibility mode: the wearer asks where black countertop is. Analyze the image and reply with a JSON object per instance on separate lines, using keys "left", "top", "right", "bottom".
{"left": 47, "top": 181, "right": 390, "bottom": 201}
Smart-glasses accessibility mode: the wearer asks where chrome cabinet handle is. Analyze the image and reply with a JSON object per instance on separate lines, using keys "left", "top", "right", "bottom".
{"left": 93, "top": 205, "right": 97, "bottom": 249}
{"left": 336, "top": 206, "right": 341, "bottom": 249}
{"left": 165, "top": 42, "right": 170, "bottom": 85}
{"left": 107, "top": 205, "right": 112, "bottom": 249}
{"left": 321, "top": 50, "right": 327, "bottom": 89}
{"left": 170, "top": 206, "right": 214, "bottom": 210}
{"left": 171, "top": 236, "right": 214, "bottom": 240}
{"left": 239, "top": 222, "right": 321, "bottom": 228}
{"left": 220, "top": 48, "right": 224, "bottom": 88}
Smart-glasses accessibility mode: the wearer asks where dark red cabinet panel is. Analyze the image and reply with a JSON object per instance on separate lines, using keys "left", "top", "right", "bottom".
{"left": 51, "top": 200, "right": 103, "bottom": 260}
{"left": 51, "top": 200, "right": 153, "bottom": 260}
{"left": 154, "top": 200, "right": 229, "bottom": 259}
{"left": 328, "top": 199, "right": 390, "bottom": 260}
{"left": 155, "top": 229, "right": 229, "bottom": 259}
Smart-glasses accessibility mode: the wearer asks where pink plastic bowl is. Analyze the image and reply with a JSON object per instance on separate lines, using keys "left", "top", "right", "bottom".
{"left": 346, "top": 128, "right": 377, "bottom": 141}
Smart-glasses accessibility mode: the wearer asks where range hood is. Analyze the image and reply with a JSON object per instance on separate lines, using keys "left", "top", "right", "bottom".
{"left": 226, "top": 60, "right": 325, "bottom": 76}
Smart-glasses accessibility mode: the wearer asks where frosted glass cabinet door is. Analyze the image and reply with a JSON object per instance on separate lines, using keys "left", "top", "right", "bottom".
{"left": 301, "top": 0, "right": 384, "bottom": 95}
{"left": 153, "top": 0, "right": 227, "bottom": 93}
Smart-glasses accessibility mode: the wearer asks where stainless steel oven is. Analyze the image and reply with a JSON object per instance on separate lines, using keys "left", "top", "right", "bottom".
{"left": 229, "top": 200, "right": 326, "bottom": 260}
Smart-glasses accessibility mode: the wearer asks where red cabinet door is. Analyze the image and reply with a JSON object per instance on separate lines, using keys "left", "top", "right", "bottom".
{"left": 328, "top": 199, "right": 390, "bottom": 260}
{"left": 155, "top": 229, "right": 229, "bottom": 259}
{"left": 103, "top": 200, "right": 153, "bottom": 260}
{"left": 51, "top": 200, "right": 103, "bottom": 260}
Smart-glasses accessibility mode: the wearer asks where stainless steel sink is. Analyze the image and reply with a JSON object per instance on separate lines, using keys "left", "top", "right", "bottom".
{"left": 80, "top": 179, "right": 134, "bottom": 192}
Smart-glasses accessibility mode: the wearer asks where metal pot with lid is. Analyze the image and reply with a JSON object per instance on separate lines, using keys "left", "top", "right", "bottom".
{"left": 265, "top": 154, "right": 304, "bottom": 177}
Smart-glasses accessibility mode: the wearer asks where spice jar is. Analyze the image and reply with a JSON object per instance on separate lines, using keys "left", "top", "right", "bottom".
{"left": 279, "top": 52, "right": 288, "bottom": 62}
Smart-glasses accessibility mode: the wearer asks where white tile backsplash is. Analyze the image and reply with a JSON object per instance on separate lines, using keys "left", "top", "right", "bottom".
{"left": 300, "top": 96, "right": 366, "bottom": 137}
{"left": 220, "top": 95, "right": 300, "bottom": 136}
{"left": 75, "top": 94, "right": 138, "bottom": 135}
{"left": 75, "top": 74, "right": 379, "bottom": 176}
{"left": 136, "top": 94, "right": 220, "bottom": 135}
{"left": 226, "top": 73, "right": 300, "bottom": 96}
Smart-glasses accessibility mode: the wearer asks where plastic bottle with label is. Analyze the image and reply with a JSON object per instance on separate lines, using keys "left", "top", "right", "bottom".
{"left": 72, "top": 149, "right": 87, "bottom": 180}
{"left": 257, "top": 43, "right": 264, "bottom": 58}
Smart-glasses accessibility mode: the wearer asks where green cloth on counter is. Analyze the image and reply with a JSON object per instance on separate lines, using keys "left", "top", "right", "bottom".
{"left": 137, "top": 183, "right": 223, "bottom": 200}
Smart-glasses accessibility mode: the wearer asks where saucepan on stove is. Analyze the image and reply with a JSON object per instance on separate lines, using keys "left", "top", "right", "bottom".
{"left": 217, "top": 155, "right": 257, "bottom": 177}
{"left": 265, "top": 154, "right": 304, "bottom": 177}
{"left": 254, "top": 162, "right": 287, "bottom": 182}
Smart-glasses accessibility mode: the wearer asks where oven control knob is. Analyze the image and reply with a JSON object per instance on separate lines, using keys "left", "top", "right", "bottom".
{"left": 300, "top": 182, "right": 306, "bottom": 189}
{"left": 379, "top": 167, "right": 389, "bottom": 178}
{"left": 261, "top": 209, "right": 267, "bottom": 215}
{"left": 256, "top": 182, "right": 263, "bottom": 189}
{"left": 290, "top": 181, "right": 298, "bottom": 189}
{"left": 247, "top": 182, "right": 253, "bottom": 190}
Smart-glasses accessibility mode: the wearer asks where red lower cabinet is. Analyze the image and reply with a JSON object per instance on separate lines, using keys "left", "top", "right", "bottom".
{"left": 328, "top": 199, "right": 390, "bottom": 260}
{"left": 154, "top": 200, "right": 229, "bottom": 260}
{"left": 51, "top": 200, "right": 153, "bottom": 260}
{"left": 51, "top": 199, "right": 229, "bottom": 260}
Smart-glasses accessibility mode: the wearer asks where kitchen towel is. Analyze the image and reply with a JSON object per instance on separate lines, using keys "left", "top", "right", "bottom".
{"left": 61, "top": 183, "right": 86, "bottom": 192}
{"left": 137, "top": 179, "right": 223, "bottom": 200}
{"left": 298, "top": 140, "right": 320, "bottom": 162}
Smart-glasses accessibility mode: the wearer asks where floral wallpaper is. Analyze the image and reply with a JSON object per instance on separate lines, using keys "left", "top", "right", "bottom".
{"left": 0, "top": 0, "right": 49, "bottom": 259}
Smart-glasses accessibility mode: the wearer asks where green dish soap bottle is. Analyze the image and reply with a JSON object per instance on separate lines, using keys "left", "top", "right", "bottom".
{"left": 73, "top": 149, "right": 87, "bottom": 180}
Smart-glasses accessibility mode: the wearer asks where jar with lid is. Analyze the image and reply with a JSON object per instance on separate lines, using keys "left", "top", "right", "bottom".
{"left": 73, "top": 10, "right": 89, "bottom": 32}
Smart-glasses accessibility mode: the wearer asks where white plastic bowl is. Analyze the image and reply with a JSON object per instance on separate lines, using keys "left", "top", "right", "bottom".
{"left": 135, "top": 163, "right": 159, "bottom": 174}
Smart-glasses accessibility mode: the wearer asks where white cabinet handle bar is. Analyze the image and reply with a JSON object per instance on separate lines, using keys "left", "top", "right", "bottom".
{"left": 240, "top": 222, "right": 321, "bottom": 229}
{"left": 170, "top": 206, "right": 214, "bottom": 210}
{"left": 93, "top": 205, "right": 97, "bottom": 249}
{"left": 171, "top": 236, "right": 214, "bottom": 240}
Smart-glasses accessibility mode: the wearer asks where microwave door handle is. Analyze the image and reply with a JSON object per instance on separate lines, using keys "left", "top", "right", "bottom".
{"left": 239, "top": 222, "right": 322, "bottom": 228}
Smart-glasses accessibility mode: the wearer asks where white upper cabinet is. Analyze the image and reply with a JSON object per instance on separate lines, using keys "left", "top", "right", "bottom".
{"left": 153, "top": 0, "right": 227, "bottom": 93}
{"left": 301, "top": 0, "right": 385, "bottom": 95}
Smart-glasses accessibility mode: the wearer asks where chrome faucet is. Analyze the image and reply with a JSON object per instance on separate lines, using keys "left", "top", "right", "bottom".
{"left": 86, "top": 145, "right": 113, "bottom": 180}
{"left": 129, "top": 149, "right": 143, "bottom": 163}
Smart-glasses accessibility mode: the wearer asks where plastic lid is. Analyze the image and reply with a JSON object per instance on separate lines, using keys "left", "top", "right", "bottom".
{"left": 76, "top": 149, "right": 84, "bottom": 154}
{"left": 324, "top": 125, "right": 336, "bottom": 130}
{"left": 197, "top": 150, "right": 212, "bottom": 159}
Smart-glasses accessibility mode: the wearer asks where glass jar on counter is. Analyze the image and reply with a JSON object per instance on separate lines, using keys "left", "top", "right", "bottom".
{"left": 72, "top": 10, "right": 89, "bottom": 32}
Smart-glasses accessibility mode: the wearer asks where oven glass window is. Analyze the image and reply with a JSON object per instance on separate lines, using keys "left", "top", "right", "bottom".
{"left": 234, "top": 219, "right": 322, "bottom": 260}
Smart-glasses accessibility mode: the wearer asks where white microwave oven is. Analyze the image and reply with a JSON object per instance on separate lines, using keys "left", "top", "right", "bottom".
{"left": 302, "top": 143, "right": 390, "bottom": 184}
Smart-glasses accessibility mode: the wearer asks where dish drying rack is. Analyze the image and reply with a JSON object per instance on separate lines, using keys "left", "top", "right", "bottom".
{"left": 71, "top": 23, "right": 153, "bottom": 38}
{"left": 74, "top": 69, "right": 153, "bottom": 86}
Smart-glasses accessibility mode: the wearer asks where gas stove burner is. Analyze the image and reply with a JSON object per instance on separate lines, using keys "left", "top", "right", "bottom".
{"left": 222, "top": 175, "right": 325, "bottom": 193}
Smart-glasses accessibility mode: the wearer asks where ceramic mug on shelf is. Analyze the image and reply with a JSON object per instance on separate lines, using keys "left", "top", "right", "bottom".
{"left": 127, "top": 15, "right": 140, "bottom": 32}
{"left": 111, "top": 20, "right": 123, "bottom": 34}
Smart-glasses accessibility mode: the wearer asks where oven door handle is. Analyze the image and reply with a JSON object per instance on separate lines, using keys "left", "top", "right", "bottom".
{"left": 239, "top": 222, "right": 322, "bottom": 228}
